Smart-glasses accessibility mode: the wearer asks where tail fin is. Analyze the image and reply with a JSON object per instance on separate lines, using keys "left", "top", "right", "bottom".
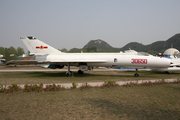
{"left": 20, "top": 36, "right": 62, "bottom": 55}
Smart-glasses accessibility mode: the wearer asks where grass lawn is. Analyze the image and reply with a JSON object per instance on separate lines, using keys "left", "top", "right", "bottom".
{"left": 0, "top": 83, "right": 180, "bottom": 120}
{"left": 0, "top": 70, "right": 180, "bottom": 85}
{"left": 0, "top": 66, "right": 180, "bottom": 119}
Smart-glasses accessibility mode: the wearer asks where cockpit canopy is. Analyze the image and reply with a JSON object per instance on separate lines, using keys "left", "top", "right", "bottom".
{"left": 121, "top": 50, "right": 150, "bottom": 56}
{"left": 27, "top": 36, "right": 36, "bottom": 40}
{"left": 137, "top": 52, "right": 150, "bottom": 56}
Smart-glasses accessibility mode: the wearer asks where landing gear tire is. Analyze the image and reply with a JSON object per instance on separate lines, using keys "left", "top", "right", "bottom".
{"left": 134, "top": 68, "right": 139, "bottom": 77}
{"left": 134, "top": 73, "right": 139, "bottom": 77}
{"left": 66, "top": 71, "right": 73, "bottom": 77}
{"left": 78, "top": 70, "right": 84, "bottom": 74}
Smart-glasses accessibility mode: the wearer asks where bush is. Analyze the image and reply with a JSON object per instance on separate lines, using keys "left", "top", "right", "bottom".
{"left": 45, "top": 85, "right": 53, "bottom": 91}
{"left": 108, "top": 81, "right": 116, "bottom": 85}
{"left": 80, "top": 83, "right": 91, "bottom": 89}
{"left": 12, "top": 83, "right": 19, "bottom": 90}
{"left": 0, "top": 84, "right": 5, "bottom": 93}
{"left": 33, "top": 83, "right": 43, "bottom": 92}
{"left": 56, "top": 85, "right": 65, "bottom": 91}
{"left": 24, "top": 84, "right": 34, "bottom": 92}
{"left": 24, "top": 83, "right": 43, "bottom": 92}
{"left": 7, "top": 83, "right": 20, "bottom": 93}
{"left": 24, "top": 84, "right": 29, "bottom": 92}
{"left": 101, "top": 81, "right": 119, "bottom": 88}
{"left": 174, "top": 78, "right": 180, "bottom": 84}
{"left": 72, "top": 82, "right": 78, "bottom": 89}
{"left": 45, "top": 84, "right": 65, "bottom": 91}
{"left": 122, "top": 81, "right": 138, "bottom": 87}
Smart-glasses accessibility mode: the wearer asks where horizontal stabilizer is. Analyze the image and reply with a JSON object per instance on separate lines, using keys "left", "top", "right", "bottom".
{"left": 6, "top": 60, "right": 38, "bottom": 65}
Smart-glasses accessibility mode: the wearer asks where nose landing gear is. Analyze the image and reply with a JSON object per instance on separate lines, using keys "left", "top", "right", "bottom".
{"left": 134, "top": 68, "right": 139, "bottom": 77}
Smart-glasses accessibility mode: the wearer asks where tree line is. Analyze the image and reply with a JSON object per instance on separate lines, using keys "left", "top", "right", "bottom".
{"left": 0, "top": 46, "right": 25, "bottom": 58}
{"left": 0, "top": 46, "right": 160, "bottom": 58}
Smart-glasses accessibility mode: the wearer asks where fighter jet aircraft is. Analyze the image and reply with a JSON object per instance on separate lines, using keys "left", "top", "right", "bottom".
{"left": 6, "top": 36, "right": 179, "bottom": 77}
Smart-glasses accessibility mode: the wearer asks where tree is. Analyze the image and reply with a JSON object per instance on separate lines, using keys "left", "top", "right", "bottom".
{"left": 85, "top": 47, "right": 97, "bottom": 52}
{"left": 60, "top": 48, "right": 68, "bottom": 53}
{"left": 147, "top": 50, "right": 158, "bottom": 55}
{"left": 0, "top": 47, "right": 5, "bottom": 57}
{"left": 17, "top": 47, "right": 25, "bottom": 56}
{"left": 8, "top": 46, "right": 17, "bottom": 55}
{"left": 69, "top": 49, "right": 78, "bottom": 53}
{"left": 5, "top": 48, "right": 17, "bottom": 62}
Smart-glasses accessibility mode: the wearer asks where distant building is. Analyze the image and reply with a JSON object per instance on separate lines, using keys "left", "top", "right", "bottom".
{"left": 0, "top": 54, "right": 3, "bottom": 58}
{"left": 18, "top": 54, "right": 28, "bottom": 57}
{"left": 163, "top": 48, "right": 180, "bottom": 58}
{"left": 0, "top": 54, "right": 5, "bottom": 64}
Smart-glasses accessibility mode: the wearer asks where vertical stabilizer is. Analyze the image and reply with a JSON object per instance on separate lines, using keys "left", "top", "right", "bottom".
{"left": 21, "top": 36, "right": 61, "bottom": 55}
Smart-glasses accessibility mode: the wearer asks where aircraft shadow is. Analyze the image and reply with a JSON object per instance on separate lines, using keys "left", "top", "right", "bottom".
{"left": 26, "top": 71, "right": 138, "bottom": 78}
{"left": 25, "top": 70, "right": 180, "bottom": 78}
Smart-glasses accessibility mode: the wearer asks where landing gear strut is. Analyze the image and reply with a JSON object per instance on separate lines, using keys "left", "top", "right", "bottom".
{"left": 66, "top": 62, "right": 73, "bottom": 77}
{"left": 134, "top": 68, "right": 139, "bottom": 77}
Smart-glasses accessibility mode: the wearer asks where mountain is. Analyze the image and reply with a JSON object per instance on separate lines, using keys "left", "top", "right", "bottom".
{"left": 120, "top": 42, "right": 146, "bottom": 51}
{"left": 146, "top": 33, "right": 180, "bottom": 53}
{"left": 117, "top": 33, "right": 180, "bottom": 53}
{"left": 83, "top": 39, "right": 119, "bottom": 51}
{"left": 69, "top": 33, "right": 180, "bottom": 53}
{"left": 120, "top": 33, "right": 180, "bottom": 53}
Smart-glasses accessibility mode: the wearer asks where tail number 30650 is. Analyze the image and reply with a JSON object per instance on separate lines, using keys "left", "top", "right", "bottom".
{"left": 131, "top": 59, "right": 147, "bottom": 64}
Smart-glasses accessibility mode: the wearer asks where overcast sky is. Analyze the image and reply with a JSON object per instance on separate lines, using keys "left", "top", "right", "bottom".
{"left": 0, "top": 0, "right": 180, "bottom": 52}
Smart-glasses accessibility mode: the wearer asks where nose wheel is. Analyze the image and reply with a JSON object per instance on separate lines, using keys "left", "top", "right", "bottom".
{"left": 134, "top": 68, "right": 139, "bottom": 77}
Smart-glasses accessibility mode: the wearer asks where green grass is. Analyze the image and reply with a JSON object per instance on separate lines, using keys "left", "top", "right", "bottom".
{"left": 0, "top": 84, "right": 180, "bottom": 120}
{"left": 0, "top": 70, "right": 179, "bottom": 85}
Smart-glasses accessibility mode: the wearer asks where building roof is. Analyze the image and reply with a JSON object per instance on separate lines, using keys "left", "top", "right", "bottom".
{"left": 163, "top": 48, "right": 179, "bottom": 56}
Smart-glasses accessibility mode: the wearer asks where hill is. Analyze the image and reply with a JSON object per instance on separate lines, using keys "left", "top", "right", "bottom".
{"left": 120, "top": 33, "right": 180, "bottom": 53}
{"left": 120, "top": 42, "right": 146, "bottom": 51}
{"left": 69, "top": 39, "right": 120, "bottom": 52}
{"left": 69, "top": 33, "right": 180, "bottom": 53}
{"left": 83, "top": 39, "right": 119, "bottom": 51}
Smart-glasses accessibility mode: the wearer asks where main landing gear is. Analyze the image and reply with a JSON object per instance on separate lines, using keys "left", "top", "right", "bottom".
{"left": 66, "top": 63, "right": 73, "bottom": 77}
{"left": 78, "top": 70, "right": 84, "bottom": 74}
{"left": 134, "top": 68, "right": 139, "bottom": 77}
{"left": 66, "top": 63, "right": 84, "bottom": 77}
